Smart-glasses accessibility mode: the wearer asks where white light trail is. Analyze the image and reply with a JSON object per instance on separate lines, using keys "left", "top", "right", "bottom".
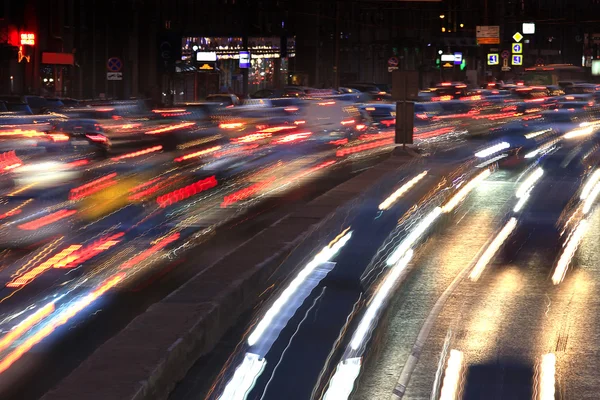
{"left": 386, "top": 207, "right": 441, "bottom": 266}
{"left": 552, "top": 219, "right": 588, "bottom": 285}
{"left": 439, "top": 349, "right": 464, "bottom": 400}
{"left": 516, "top": 167, "right": 544, "bottom": 199}
{"left": 513, "top": 193, "right": 530, "bottom": 212}
{"left": 218, "top": 353, "right": 267, "bottom": 400}
{"left": 524, "top": 128, "right": 551, "bottom": 139}
{"left": 581, "top": 170, "right": 600, "bottom": 200}
{"left": 469, "top": 218, "right": 517, "bottom": 281}
{"left": 247, "top": 231, "right": 352, "bottom": 346}
{"left": 378, "top": 171, "right": 428, "bottom": 210}
{"left": 538, "top": 353, "right": 556, "bottom": 400}
{"left": 350, "top": 250, "right": 414, "bottom": 350}
{"left": 583, "top": 182, "right": 600, "bottom": 214}
{"left": 475, "top": 154, "right": 508, "bottom": 168}
{"left": 474, "top": 142, "right": 510, "bottom": 158}
{"left": 442, "top": 169, "right": 491, "bottom": 213}
{"left": 564, "top": 125, "right": 593, "bottom": 139}
{"left": 322, "top": 357, "right": 362, "bottom": 400}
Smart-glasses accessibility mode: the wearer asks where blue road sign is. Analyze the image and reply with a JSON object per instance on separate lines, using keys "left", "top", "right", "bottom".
{"left": 107, "top": 57, "right": 123, "bottom": 72}
{"left": 512, "top": 54, "right": 523, "bottom": 65}
{"left": 512, "top": 43, "right": 522, "bottom": 54}
{"left": 487, "top": 53, "right": 499, "bottom": 65}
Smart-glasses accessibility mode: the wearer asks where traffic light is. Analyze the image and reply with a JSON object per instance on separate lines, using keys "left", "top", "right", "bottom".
{"left": 460, "top": 59, "right": 466, "bottom": 70}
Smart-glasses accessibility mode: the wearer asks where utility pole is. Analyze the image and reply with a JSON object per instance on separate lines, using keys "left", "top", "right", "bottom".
{"left": 334, "top": 0, "right": 341, "bottom": 88}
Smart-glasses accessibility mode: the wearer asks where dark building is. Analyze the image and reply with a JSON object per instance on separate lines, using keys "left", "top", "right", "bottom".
{"left": 1, "top": 0, "right": 598, "bottom": 99}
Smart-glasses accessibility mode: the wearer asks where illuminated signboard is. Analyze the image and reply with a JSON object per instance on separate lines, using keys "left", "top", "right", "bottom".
{"left": 239, "top": 51, "right": 250, "bottom": 68}
{"left": 20, "top": 33, "right": 35, "bottom": 46}
{"left": 196, "top": 52, "right": 217, "bottom": 62}
{"left": 440, "top": 54, "right": 455, "bottom": 62}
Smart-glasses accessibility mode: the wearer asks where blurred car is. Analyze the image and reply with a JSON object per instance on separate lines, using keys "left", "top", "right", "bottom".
{"left": 5, "top": 102, "right": 33, "bottom": 115}
{"left": 206, "top": 94, "right": 241, "bottom": 106}
{"left": 429, "top": 82, "right": 469, "bottom": 100}
{"left": 251, "top": 87, "right": 310, "bottom": 99}
{"left": 0, "top": 95, "right": 63, "bottom": 114}
{"left": 345, "top": 82, "right": 387, "bottom": 94}
{"left": 359, "top": 104, "right": 396, "bottom": 130}
{"left": 46, "top": 119, "right": 110, "bottom": 157}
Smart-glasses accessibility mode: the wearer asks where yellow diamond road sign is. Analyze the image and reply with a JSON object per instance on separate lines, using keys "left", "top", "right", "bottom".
{"left": 513, "top": 32, "right": 523, "bottom": 42}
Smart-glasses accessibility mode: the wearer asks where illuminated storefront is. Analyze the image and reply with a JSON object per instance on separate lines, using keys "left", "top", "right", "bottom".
{"left": 181, "top": 37, "right": 295, "bottom": 96}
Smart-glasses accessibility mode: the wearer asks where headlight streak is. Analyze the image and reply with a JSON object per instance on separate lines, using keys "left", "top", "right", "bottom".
{"left": 0, "top": 302, "right": 55, "bottom": 354}
{"left": 581, "top": 170, "right": 600, "bottom": 200}
{"left": 524, "top": 128, "right": 551, "bottom": 139}
{"left": 538, "top": 353, "right": 556, "bottom": 400}
{"left": 386, "top": 207, "right": 441, "bottom": 266}
{"left": 516, "top": 167, "right": 544, "bottom": 199}
{"left": 474, "top": 142, "right": 510, "bottom": 158}
{"left": 350, "top": 250, "right": 414, "bottom": 351}
{"left": 475, "top": 154, "right": 507, "bottom": 168}
{"left": 513, "top": 193, "right": 530, "bottom": 212}
{"left": 552, "top": 219, "right": 588, "bottom": 285}
{"left": 441, "top": 169, "right": 491, "bottom": 213}
{"left": 564, "top": 125, "right": 594, "bottom": 139}
{"left": 469, "top": 217, "right": 517, "bottom": 281}
{"left": 0, "top": 274, "right": 123, "bottom": 374}
{"left": 524, "top": 139, "right": 560, "bottom": 159}
{"left": 583, "top": 181, "right": 600, "bottom": 214}
{"left": 246, "top": 231, "right": 352, "bottom": 347}
{"left": 322, "top": 357, "right": 362, "bottom": 400}
{"left": 439, "top": 349, "right": 464, "bottom": 400}
{"left": 378, "top": 171, "right": 428, "bottom": 211}
{"left": 217, "top": 353, "right": 267, "bottom": 400}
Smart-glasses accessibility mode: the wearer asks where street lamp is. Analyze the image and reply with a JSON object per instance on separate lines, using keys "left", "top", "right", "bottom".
{"left": 441, "top": 27, "right": 446, "bottom": 32}
{"left": 460, "top": 23, "right": 464, "bottom": 28}
{"left": 440, "top": 14, "right": 445, "bottom": 19}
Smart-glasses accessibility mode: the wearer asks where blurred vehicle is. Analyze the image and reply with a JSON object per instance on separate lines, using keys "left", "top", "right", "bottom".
{"left": 163, "top": 102, "right": 225, "bottom": 122}
{"left": 57, "top": 98, "right": 80, "bottom": 107}
{"left": 511, "top": 86, "right": 551, "bottom": 99}
{"left": 47, "top": 119, "right": 110, "bottom": 157}
{"left": 0, "top": 95, "right": 63, "bottom": 114}
{"left": 546, "top": 85, "right": 565, "bottom": 96}
{"left": 359, "top": 104, "right": 396, "bottom": 130}
{"left": 5, "top": 102, "right": 33, "bottom": 115}
{"left": 251, "top": 87, "right": 310, "bottom": 99}
{"left": 430, "top": 82, "right": 469, "bottom": 100}
{"left": 338, "top": 87, "right": 361, "bottom": 94}
{"left": 345, "top": 82, "right": 386, "bottom": 94}
{"left": 523, "top": 64, "right": 585, "bottom": 86}
{"left": 206, "top": 94, "right": 241, "bottom": 106}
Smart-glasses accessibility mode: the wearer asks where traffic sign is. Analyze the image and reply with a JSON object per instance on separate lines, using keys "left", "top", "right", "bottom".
{"left": 512, "top": 43, "right": 522, "bottom": 54}
{"left": 513, "top": 32, "right": 524, "bottom": 42}
{"left": 388, "top": 57, "right": 399, "bottom": 67}
{"left": 502, "top": 58, "right": 511, "bottom": 71}
{"left": 107, "top": 57, "right": 122, "bottom": 72}
{"left": 487, "top": 53, "right": 499, "bottom": 65}
{"left": 512, "top": 54, "right": 523, "bottom": 66}
{"left": 501, "top": 50, "right": 510, "bottom": 59}
{"left": 107, "top": 72, "right": 123, "bottom": 80}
